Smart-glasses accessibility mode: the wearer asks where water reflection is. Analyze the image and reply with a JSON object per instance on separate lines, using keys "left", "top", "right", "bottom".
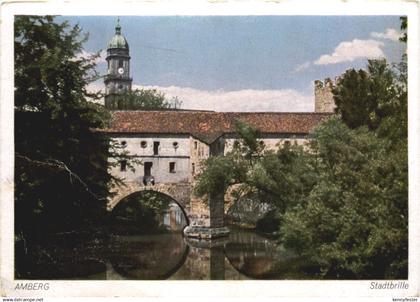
{"left": 18, "top": 227, "right": 317, "bottom": 280}
{"left": 108, "top": 234, "right": 189, "bottom": 279}
{"left": 224, "top": 229, "right": 306, "bottom": 279}
{"left": 104, "top": 228, "right": 311, "bottom": 280}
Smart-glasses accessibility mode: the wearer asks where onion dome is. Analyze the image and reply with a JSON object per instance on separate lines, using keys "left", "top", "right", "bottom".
{"left": 107, "top": 20, "right": 129, "bottom": 50}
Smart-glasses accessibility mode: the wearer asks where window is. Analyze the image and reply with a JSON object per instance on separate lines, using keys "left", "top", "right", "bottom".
{"left": 153, "top": 141, "right": 160, "bottom": 155}
{"left": 192, "top": 163, "right": 195, "bottom": 175}
{"left": 140, "top": 141, "right": 147, "bottom": 148}
{"left": 121, "top": 140, "right": 127, "bottom": 147}
{"left": 173, "top": 141, "right": 179, "bottom": 149}
{"left": 169, "top": 162, "right": 176, "bottom": 173}
{"left": 144, "top": 162, "right": 152, "bottom": 176}
{"left": 118, "top": 59, "right": 123, "bottom": 68}
{"left": 120, "top": 160, "right": 127, "bottom": 172}
{"left": 194, "top": 141, "right": 198, "bottom": 149}
{"left": 284, "top": 140, "right": 291, "bottom": 146}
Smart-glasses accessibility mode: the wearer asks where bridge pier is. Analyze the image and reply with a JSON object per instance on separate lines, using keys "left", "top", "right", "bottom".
{"left": 183, "top": 191, "right": 229, "bottom": 239}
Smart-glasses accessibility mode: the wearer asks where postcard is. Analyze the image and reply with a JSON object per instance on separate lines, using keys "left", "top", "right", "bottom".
{"left": 1, "top": 0, "right": 419, "bottom": 300}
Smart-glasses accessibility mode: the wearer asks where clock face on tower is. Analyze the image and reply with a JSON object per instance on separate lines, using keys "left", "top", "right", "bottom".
{"left": 118, "top": 67, "right": 124, "bottom": 75}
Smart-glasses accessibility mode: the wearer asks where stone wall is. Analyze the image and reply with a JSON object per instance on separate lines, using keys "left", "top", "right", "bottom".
{"left": 314, "top": 78, "right": 336, "bottom": 113}
{"left": 189, "top": 137, "right": 210, "bottom": 182}
{"left": 107, "top": 181, "right": 191, "bottom": 212}
{"left": 223, "top": 133, "right": 308, "bottom": 155}
{"left": 109, "top": 134, "right": 191, "bottom": 183}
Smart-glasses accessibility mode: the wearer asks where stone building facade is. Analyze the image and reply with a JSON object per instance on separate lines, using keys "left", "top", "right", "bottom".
{"left": 102, "top": 21, "right": 336, "bottom": 238}
{"left": 104, "top": 111, "right": 334, "bottom": 186}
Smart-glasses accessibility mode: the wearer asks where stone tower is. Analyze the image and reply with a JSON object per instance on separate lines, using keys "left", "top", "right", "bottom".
{"left": 314, "top": 78, "right": 336, "bottom": 113}
{"left": 104, "top": 19, "right": 132, "bottom": 109}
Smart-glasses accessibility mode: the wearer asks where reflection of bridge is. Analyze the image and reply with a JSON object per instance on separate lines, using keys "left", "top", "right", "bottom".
{"left": 107, "top": 181, "right": 229, "bottom": 239}
{"left": 105, "top": 229, "right": 295, "bottom": 280}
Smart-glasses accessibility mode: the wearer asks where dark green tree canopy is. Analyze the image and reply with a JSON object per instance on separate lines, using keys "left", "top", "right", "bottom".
{"left": 332, "top": 59, "right": 404, "bottom": 131}
{"left": 14, "top": 16, "right": 114, "bottom": 235}
{"left": 106, "top": 88, "right": 182, "bottom": 110}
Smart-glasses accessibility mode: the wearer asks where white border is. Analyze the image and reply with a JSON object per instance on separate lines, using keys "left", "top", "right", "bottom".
{"left": 1, "top": 0, "right": 419, "bottom": 298}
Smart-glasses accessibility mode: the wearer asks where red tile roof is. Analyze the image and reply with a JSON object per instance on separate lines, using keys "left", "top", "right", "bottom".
{"left": 102, "top": 111, "right": 333, "bottom": 144}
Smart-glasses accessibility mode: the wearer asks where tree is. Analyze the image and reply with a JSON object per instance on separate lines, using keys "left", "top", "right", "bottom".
{"left": 332, "top": 59, "right": 400, "bottom": 131}
{"left": 107, "top": 88, "right": 182, "bottom": 110}
{"left": 110, "top": 191, "right": 174, "bottom": 235}
{"left": 194, "top": 121, "right": 315, "bottom": 214}
{"left": 14, "top": 16, "right": 116, "bottom": 238}
{"left": 400, "top": 16, "right": 407, "bottom": 43}
{"left": 280, "top": 118, "right": 407, "bottom": 278}
{"left": 194, "top": 120, "right": 263, "bottom": 199}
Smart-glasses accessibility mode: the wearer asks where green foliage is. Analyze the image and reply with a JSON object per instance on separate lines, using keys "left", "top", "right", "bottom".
{"left": 194, "top": 154, "right": 247, "bottom": 198}
{"left": 234, "top": 120, "right": 264, "bottom": 159}
{"left": 14, "top": 16, "right": 115, "bottom": 236}
{"left": 107, "top": 88, "right": 182, "bottom": 110}
{"left": 247, "top": 145, "right": 317, "bottom": 213}
{"left": 281, "top": 118, "right": 407, "bottom": 278}
{"left": 332, "top": 59, "right": 402, "bottom": 131}
{"left": 110, "top": 191, "right": 174, "bottom": 234}
{"left": 194, "top": 119, "right": 264, "bottom": 198}
{"left": 195, "top": 55, "right": 407, "bottom": 279}
{"left": 400, "top": 16, "right": 407, "bottom": 43}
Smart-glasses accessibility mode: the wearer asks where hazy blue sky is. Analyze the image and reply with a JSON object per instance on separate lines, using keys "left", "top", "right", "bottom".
{"left": 59, "top": 15, "right": 406, "bottom": 111}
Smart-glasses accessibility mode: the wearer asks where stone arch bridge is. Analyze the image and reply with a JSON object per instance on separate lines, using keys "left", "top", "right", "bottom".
{"left": 107, "top": 180, "right": 229, "bottom": 239}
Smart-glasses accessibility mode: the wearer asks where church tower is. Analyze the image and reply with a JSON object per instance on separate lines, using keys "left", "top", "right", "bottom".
{"left": 104, "top": 19, "right": 132, "bottom": 109}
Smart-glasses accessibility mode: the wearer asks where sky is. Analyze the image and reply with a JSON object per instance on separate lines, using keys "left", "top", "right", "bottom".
{"left": 60, "top": 16, "right": 406, "bottom": 112}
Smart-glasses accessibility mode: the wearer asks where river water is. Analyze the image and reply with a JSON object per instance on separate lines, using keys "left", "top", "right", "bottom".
{"left": 18, "top": 227, "right": 319, "bottom": 280}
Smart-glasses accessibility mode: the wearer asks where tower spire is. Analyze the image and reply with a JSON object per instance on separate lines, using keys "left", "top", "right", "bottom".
{"left": 105, "top": 16, "right": 132, "bottom": 109}
{"left": 115, "top": 17, "right": 121, "bottom": 35}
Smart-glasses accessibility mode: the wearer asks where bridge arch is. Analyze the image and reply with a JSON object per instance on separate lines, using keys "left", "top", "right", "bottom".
{"left": 108, "top": 181, "right": 191, "bottom": 214}
{"left": 111, "top": 189, "right": 191, "bottom": 228}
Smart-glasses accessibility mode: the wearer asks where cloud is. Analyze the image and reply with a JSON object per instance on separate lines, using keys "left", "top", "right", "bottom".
{"left": 85, "top": 82, "right": 105, "bottom": 104}
{"left": 86, "top": 83, "right": 314, "bottom": 112}
{"left": 132, "top": 85, "right": 313, "bottom": 112}
{"left": 293, "top": 61, "right": 311, "bottom": 73}
{"left": 314, "top": 39, "right": 385, "bottom": 65}
{"left": 370, "top": 28, "right": 401, "bottom": 41}
{"left": 73, "top": 50, "right": 107, "bottom": 64}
